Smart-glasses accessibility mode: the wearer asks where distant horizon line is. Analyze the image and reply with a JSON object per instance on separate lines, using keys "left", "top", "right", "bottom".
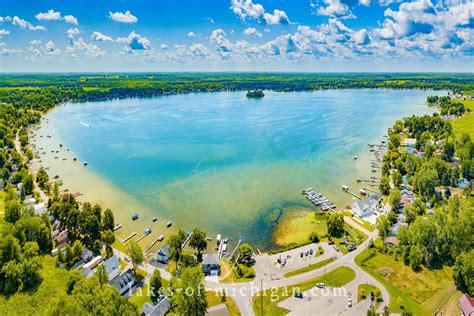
{"left": 1, "top": 71, "right": 473, "bottom": 75}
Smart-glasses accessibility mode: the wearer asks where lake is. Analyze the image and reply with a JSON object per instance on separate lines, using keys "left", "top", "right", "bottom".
{"left": 32, "top": 89, "right": 438, "bottom": 249}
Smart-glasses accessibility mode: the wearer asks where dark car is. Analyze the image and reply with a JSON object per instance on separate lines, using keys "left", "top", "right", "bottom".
{"left": 294, "top": 291, "right": 303, "bottom": 299}
{"left": 300, "top": 252, "right": 304, "bottom": 258}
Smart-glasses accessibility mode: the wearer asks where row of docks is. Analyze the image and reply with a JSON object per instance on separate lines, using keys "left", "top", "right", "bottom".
{"left": 302, "top": 188, "right": 336, "bottom": 211}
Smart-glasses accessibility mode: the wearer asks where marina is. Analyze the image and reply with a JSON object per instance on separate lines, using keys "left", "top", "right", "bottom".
{"left": 301, "top": 188, "right": 336, "bottom": 211}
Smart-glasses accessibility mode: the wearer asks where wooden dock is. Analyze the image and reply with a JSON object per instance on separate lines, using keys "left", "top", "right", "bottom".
{"left": 144, "top": 235, "right": 162, "bottom": 254}
{"left": 134, "top": 232, "right": 151, "bottom": 244}
{"left": 121, "top": 232, "right": 136, "bottom": 243}
{"left": 343, "top": 189, "right": 363, "bottom": 200}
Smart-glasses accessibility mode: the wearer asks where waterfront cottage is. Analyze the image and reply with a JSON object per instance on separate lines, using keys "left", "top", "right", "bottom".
{"left": 156, "top": 243, "right": 170, "bottom": 264}
{"left": 352, "top": 193, "right": 381, "bottom": 218}
{"left": 103, "top": 255, "right": 121, "bottom": 281}
{"left": 202, "top": 253, "right": 221, "bottom": 276}
{"left": 111, "top": 269, "right": 135, "bottom": 295}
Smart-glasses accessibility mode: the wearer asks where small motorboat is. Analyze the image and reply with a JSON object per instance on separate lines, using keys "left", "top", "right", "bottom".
{"left": 132, "top": 214, "right": 139, "bottom": 220}
{"left": 152, "top": 217, "right": 157, "bottom": 222}
{"left": 158, "top": 234, "right": 164, "bottom": 241}
{"left": 144, "top": 228, "right": 151, "bottom": 235}
{"left": 83, "top": 162, "right": 88, "bottom": 166}
{"left": 166, "top": 221, "right": 172, "bottom": 227}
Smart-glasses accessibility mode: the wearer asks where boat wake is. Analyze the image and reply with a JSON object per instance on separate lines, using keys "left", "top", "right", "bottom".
{"left": 80, "top": 121, "right": 91, "bottom": 127}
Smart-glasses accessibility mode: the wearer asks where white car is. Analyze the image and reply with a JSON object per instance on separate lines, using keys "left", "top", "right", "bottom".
{"left": 124, "top": 256, "right": 131, "bottom": 262}
{"left": 348, "top": 297, "right": 352, "bottom": 307}
{"left": 316, "top": 283, "right": 325, "bottom": 288}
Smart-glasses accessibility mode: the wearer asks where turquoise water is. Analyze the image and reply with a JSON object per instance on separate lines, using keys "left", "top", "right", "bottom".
{"left": 45, "top": 89, "right": 437, "bottom": 248}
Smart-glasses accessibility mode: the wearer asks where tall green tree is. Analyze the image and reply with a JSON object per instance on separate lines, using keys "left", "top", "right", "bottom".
{"left": 327, "top": 213, "right": 345, "bottom": 238}
{"left": 128, "top": 242, "right": 144, "bottom": 272}
{"left": 150, "top": 269, "right": 163, "bottom": 304}
{"left": 173, "top": 267, "right": 207, "bottom": 316}
{"left": 189, "top": 228, "right": 207, "bottom": 259}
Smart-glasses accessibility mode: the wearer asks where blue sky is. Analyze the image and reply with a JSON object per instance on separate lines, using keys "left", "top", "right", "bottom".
{"left": 0, "top": 0, "right": 473, "bottom": 72}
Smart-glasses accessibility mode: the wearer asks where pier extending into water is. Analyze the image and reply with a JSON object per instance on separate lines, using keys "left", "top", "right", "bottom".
{"left": 121, "top": 232, "right": 136, "bottom": 243}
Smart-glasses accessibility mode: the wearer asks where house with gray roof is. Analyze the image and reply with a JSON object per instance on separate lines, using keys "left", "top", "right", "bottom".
{"left": 141, "top": 295, "right": 171, "bottom": 316}
{"left": 202, "top": 253, "right": 220, "bottom": 276}
{"left": 111, "top": 268, "right": 135, "bottom": 295}
{"left": 352, "top": 192, "right": 381, "bottom": 218}
{"left": 156, "top": 243, "right": 170, "bottom": 264}
{"left": 103, "top": 255, "right": 121, "bottom": 281}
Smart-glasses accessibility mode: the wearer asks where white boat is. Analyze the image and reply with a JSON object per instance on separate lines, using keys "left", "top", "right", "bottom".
{"left": 342, "top": 184, "right": 349, "bottom": 191}
{"left": 113, "top": 224, "right": 122, "bottom": 231}
{"left": 144, "top": 228, "right": 151, "bottom": 235}
{"left": 158, "top": 234, "right": 164, "bottom": 241}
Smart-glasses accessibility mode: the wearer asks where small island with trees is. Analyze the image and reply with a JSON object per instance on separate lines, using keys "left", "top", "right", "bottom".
{"left": 246, "top": 89, "right": 265, "bottom": 98}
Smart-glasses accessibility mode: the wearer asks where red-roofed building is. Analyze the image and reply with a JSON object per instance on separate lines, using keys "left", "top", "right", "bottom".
{"left": 459, "top": 294, "right": 474, "bottom": 316}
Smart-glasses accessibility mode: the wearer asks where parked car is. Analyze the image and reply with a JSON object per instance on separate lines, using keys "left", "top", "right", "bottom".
{"left": 328, "top": 240, "right": 334, "bottom": 245}
{"left": 316, "top": 283, "right": 325, "bottom": 288}
{"left": 348, "top": 297, "right": 352, "bottom": 307}
{"left": 124, "top": 256, "right": 130, "bottom": 262}
{"left": 294, "top": 291, "right": 303, "bottom": 299}
{"left": 300, "top": 252, "right": 304, "bottom": 258}
{"left": 309, "top": 249, "right": 313, "bottom": 255}
{"left": 347, "top": 243, "right": 356, "bottom": 251}
{"left": 333, "top": 245, "right": 340, "bottom": 252}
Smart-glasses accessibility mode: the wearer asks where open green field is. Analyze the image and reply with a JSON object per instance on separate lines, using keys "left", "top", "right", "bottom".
{"left": 283, "top": 257, "right": 335, "bottom": 278}
{"left": 252, "top": 266, "right": 356, "bottom": 315}
{"left": 452, "top": 100, "right": 474, "bottom": 139}
{"left": 355, "top": 249, "right": 454, "bottom": 314}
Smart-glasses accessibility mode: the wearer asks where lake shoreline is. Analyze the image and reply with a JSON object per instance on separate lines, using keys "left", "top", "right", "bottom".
{"left": 28, "top": 89, "right": 441, "bottom": 251}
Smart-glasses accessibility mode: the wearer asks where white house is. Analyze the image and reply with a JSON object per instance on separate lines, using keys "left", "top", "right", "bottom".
{"left": 352, "top": 193, "right": 381, "bottom": 218}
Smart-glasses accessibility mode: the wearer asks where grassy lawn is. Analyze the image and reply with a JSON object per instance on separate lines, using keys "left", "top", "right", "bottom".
{"left": 252, "top": 266, "right": 356, "bottom": 315}
{"left": 452, "top": 100, "right": 474, "bottom": 139}
{"left": 112, "top": 239, "right": 129, "bottom": 253}
{"left": 439, "top": 290, "right": 462, "bottom": 316}
{"left": 355, "top": 249, "right": 454, "bottom": 314}
{"left": 283, "top": 257, "right": 335, "bottom": 278}
{"left": 0, "top": 256, "right": 71, "bottom": 314}
{"left": 273, "top": 209, "right": 328, "bottom": 246}
{"left": 348, "top": 215, "right": 375, "bottom": 232}
{"left": 219, "top": 260, "right": 255, "bottom": 283}
{"left": 207, "top": 291, "right": 241, "bottom": 316}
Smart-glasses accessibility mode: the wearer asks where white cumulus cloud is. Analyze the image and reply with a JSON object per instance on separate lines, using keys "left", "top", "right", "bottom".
{"left": 35, "top": 10, "right": 61, "bottom": 21}
{"left": 230, "top": 0, "right": 290, "bottom": 24}
{"left": 243, "top": 27, "right": 262, "bottom": 38}
{"left": 91, "top": 31, "right": 113, "bottom": 42}
{"left": 108, "top": 10, "right": 138, "bottom": 23}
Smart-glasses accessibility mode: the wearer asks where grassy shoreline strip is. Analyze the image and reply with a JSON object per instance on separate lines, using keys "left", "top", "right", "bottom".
{"left": 283, "top": 257, "right": 335, "bottom": 278}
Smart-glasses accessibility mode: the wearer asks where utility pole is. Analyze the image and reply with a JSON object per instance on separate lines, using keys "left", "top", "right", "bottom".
{"left": 260, "top": 279, "right": 264, "bottom": 316}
